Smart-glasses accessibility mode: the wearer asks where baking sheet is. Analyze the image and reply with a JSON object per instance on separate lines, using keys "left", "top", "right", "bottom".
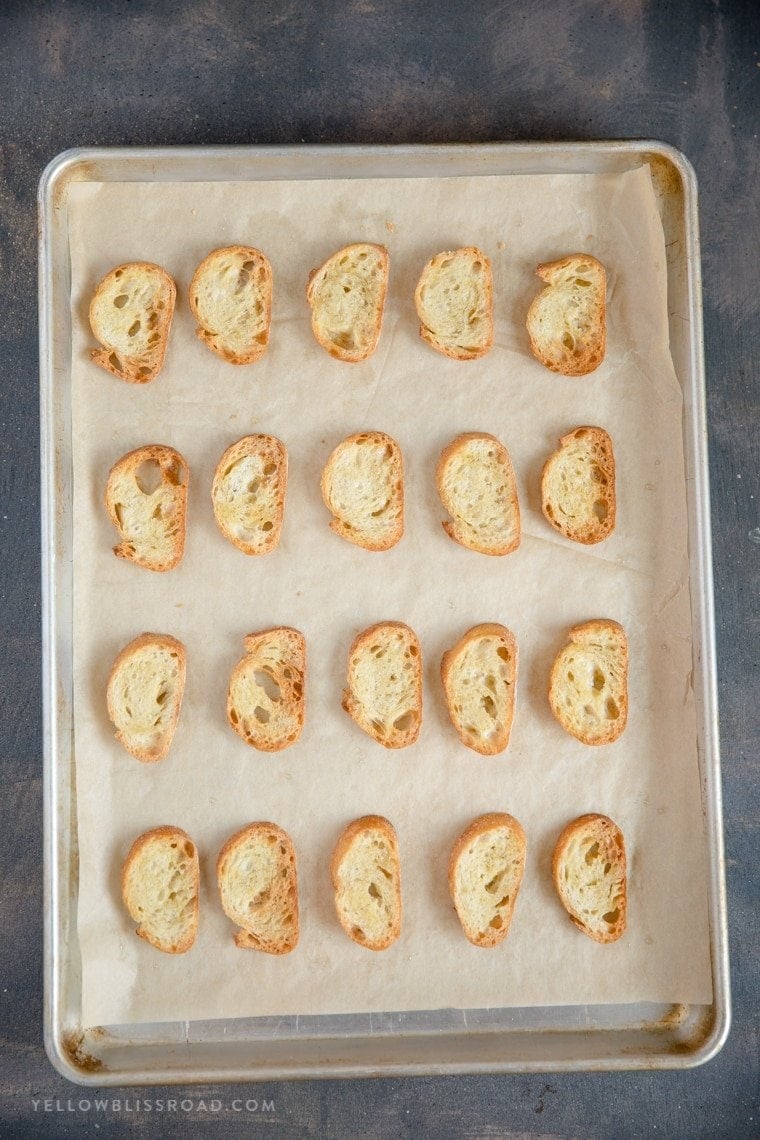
{"left": 66, "top": 165, "right": 712, "bottom": 1027}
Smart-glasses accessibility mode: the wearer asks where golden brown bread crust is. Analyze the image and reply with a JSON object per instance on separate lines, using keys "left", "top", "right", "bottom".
{"left": 120, "top": 825, "right": 199, "bottom": 954}
{"left": 436, "top": 432, "right": 521, "bottom": 556}
{"left": 106, "top": 632, "right": 186, "bottom": 763}
{"left": 89, "top": 262, "right": 176, "bottom": 383}
{"left": 440, "top": 624, "right": 518, "bottom": 755}
{"left": 447, "top": 812, "right": 527, "bottom": 947}
{"left": 541, "top": 426, "right": 616, "bottom": 544}
{"left": 104, "top": 443, "right": 189, "bottom": 572}
{"left": 330, "top": 815, "right": 402, "bottom": 951}
{"left": 548, "top": 619, "right": 628, "bottom": 745}
{"left": 189, "top": 245, "right": 273, "bottom": 365}
{"left": 216, "top": 822, "right": 299, "bottom": 954}
{"left": 551, "top": 813, "right": 627, "bottom": 943}
{"left": 526, "top": 253, "right": 606, "bottom": 376}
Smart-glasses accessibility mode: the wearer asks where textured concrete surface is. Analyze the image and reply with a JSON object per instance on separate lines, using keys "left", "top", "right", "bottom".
{"left": 1, "top": 1, "right": 757, "bottom": 1136}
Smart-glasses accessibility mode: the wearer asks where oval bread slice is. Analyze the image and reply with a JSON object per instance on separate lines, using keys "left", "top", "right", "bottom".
{"left": 217, "top": 822, "right": 299, "bottom": 953}
{"left": 342, "top": 621, "right": 422, "bottom": 748}
{"left": 107, "top": 633, "right": 186, "bottom": 762}
{"left": 321, "top": 431, "right": 403, "bottom": 551}
{"left": 552, "top": 813, "right": 627, "bottom": 943}
{"left": 414, "top": 247, "right": 493, "bottom": 360}
{"left": 526, "top": 254, "right": 606, "bottom": 376}
{"left": 541, "top": 426, "right": 616, "bottom": 544}
{"left": 331, "top": 815, "right": 401, "bottom": 950}
{"left": 121, "top": 826, "right": 199, "bottom": 954}
{"left": 105, "top": 444, "right": 189, "bottom": 572}
{"left": 212, "top": 434, "right": 287, "bottom": 555}
{"left": 441, "top": 624, "right": 518, "bottom": 755}
{"left": 307, "top": 242, "right": 388, "bottom": 362}
{"left": 437, "top": 432, "right": 520, "bottom": 556}
{"left": 448, "top": 813, "right": 527, "bottom": 947}
{"left": 548, "top": 619, "right": 628, "bottom": 745}
{"left": 89, "top": 262, "right": 176, "bottom": 383}
{"left": 227, "top": 627, "right": 305, "bottom": 751}
{"left": 189, "top": 245, "right": 273, "bottom": 364}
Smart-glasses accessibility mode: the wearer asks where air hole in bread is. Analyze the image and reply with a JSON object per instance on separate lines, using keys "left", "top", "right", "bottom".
{"left": 261, "top": 521, "right": 273, "bottom": 531}
{"left": 393, "top": 711, "right": 416, "bottom": 733}
{"left": 593, "top": 500, "right": 608, "bottom": 521}
{"left": 254, "top": 705, "right": 270, "bottom": 723}
{"left": 113, "top": 294, "right": 128, "bottom": 308}
{"left": 108, "top": 352, "right": 122, "bottom": 371}
{"left": 575, "top": 278, "right": 591, "bottom": 287}
{"left": 496, "top": 647, "right": 511, "bottom": 663}
{"left": 489, "top": 914, "right": 503, "bottom": 929}
{"left": 606, "top": 698, "right": 620, "bottom": 719}
{"left": 134, "top": 459, "right": 164, "bottom": 495}
{"left": 603, "top": 908, "right": 620, "bottom": 924}
{"left": 127, "top": 319, "right": 141, "bottom": 337}
{"left": 254, "top": 670, "right": 281, "bottom": 702}
{"left": 481, "top": 694, "right": 496, "bottom": 718}
{"left": 592, "top": 668, "right": 606, "bottom": 691}
{"left": 562, "top": 332, "right": 575, "bottom": 350}
{"left": 263, "top": 462, "right": 276, "bottom": 476}
{"left": 368, "top": 882, "right": 381, "bottom": 899}
{"left": 584, "top": 842, "right": 600, "bottom": 865}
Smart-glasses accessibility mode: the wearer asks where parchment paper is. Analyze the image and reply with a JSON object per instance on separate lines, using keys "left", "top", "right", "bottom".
{"left": 67, "top": 165, "right": 713, "bottom": 1027}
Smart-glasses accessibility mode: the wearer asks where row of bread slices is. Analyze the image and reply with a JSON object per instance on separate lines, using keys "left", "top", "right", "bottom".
{"left": 107, "top": 618, "right": 629, "bottom": 766}
{"left": 104, "top": 425, "right": 616, "bottom": 573}
{"left": 88, "top": 244, "right": 607, "bottom": 382}
{"left": 121, "top": 811, "right": 627, "bottom": 957}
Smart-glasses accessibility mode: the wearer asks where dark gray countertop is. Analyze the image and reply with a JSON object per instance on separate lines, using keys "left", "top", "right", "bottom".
{"left": 2, "top": 2, "right": 757, "bottom": 1136}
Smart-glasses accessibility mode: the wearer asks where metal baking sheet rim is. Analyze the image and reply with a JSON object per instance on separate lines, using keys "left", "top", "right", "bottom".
{"left": 38, "top": 141, "right": 730, "bottom": 1083}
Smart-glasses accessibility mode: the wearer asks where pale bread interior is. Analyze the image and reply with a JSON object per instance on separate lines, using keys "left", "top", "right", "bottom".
{"left": 190, "top": 247, "right": 271, "bottom": 362}
{"left": 308, "top": 244, "right": 387, "bottom": 360}
{"left": 322, "top": 432, "right": 402, "bottom": 549}
{"left": 108, "top": 636, "right": 184, "bottom": 761}
{"left": 527, "top": 256, "right": 605, "bottom": 374}
{"left": 443, "top": 628, "right": 516, "bottom": 754}
{"left": 554, "top": 816, "right": 626, "bottom": 941}
{"left": 344, "top": 624, "right": 421, "bottom": 747}
{"left": 217, "top": 825, "right": 298, "bottom": 953}
{"left": 90, "top": 263, "right": 174, "bottom": 380}
{"left": 542, "top": 427, "right": 615, "bottom": 543}
{"left": 213, "top": 436, "right": 285, "bottom": 554}
{"left": 451, "top": 820, "right": 525, "bottom": 945}
{"left": 333, "top": 824, "right": 400, "bottom": 949}
{"left": 227, "top": 629, "right": 305, "bottom": 751}
{"left": 107, "top": 448, "right": 187, "bottom": 570}
{"left": 415, "top": 248, "right": 492, "bottom": 358}
{"left": 122, "top": 830, "right": 198, "bottom": 953}
{"left": 438, "top": 435, "right": 520, "bottom": 554}
{"left": 550, "top": 622, "right": 627, "bottom": 744}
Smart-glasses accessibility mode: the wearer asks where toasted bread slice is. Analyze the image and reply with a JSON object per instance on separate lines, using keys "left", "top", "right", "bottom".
{"left": 541, "top": 426, "right": 616, "bottom": 544}
{"left": 552, "top": 813, "right": 627, "bottom": 943}
{"left": 414, "top": 247, "right": 493, "bottom": 360}
{"left": 107, "top": 633, "right": 186, "bottom": 762}
{"left": 307, "top": 242, "right": 388, "bottom": 362}
{"left": 342, "top": 622, "right": 422, "bottom": 748}
{"left": 448, "top": 813, "right": 526, "bottom": 947}
{"left": 121, "top": 826, "right": 199, "bottom": 954}
{"left": 189, "top": 246, "right": 273, "bottom": 364}
{"left": 331, "top": 815, "right": 401, "bottom": 950}
{"left": 105, "top": 444, "right": 189, "bottom": 572}
{"left": 212, "top": 434, "right": 287, "bottom": 555}
{"left": 89, "top": 262, "right": 176, "bottom": 383}
{"left": 227, "top": 627, "right": 305, "bottom": 751}
{"left": 441, "top": 624, "right": 518, "bottom": 755}
{"left": 437, "top": 432, "right": 520, "bottom": 556}
{"left": 217, "top": 822, "right": 299, "bottom": 953}
{"left": 321, "top": 431, "right": 403, "bottom": 551}
{"left": 526, "top": 254, "right": 606, "bottom": 375}
{"left": 548, "top": 619, "right": 628, "bottom": 745}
